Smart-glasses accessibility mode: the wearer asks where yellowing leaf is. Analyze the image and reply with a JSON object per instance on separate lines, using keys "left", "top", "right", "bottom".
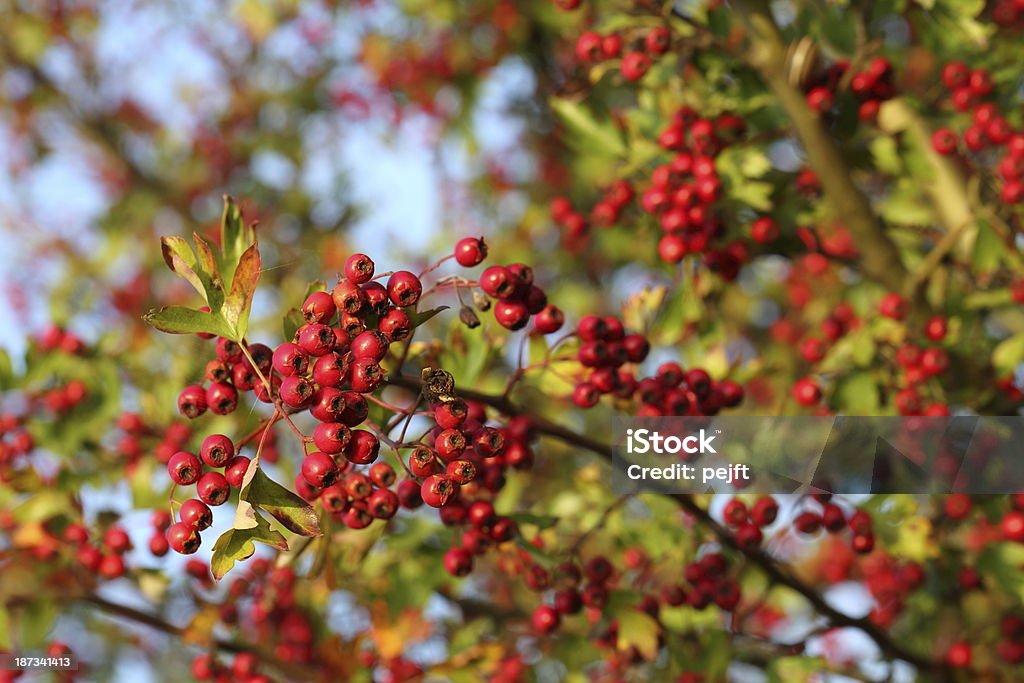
{"left": 616, "top": 610, "right": 660, "bottom": 660}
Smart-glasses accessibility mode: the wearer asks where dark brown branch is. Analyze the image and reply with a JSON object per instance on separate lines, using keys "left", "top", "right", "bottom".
{"left": 80, "top": 594, "right": 321, "bottom": 681}
{"left": 388, "top": 373, "right": 949, "bottom": 677}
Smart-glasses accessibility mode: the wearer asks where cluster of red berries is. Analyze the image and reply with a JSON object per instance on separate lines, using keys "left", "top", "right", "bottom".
{"left": 549, "top": 179, "right": 634, "bottom": 249}
{"left": 0, "top": 413, "right": 33, "bottom": 482}
{"left": 189, "top": 560, "right": 315, "bottom": 673}
{"left": 931, "top": 62, "right": 1023, "bottom": 203}
{"left": 62, "top": 519, "right": 133, "bottom": 580}
{"left": 802, "top": 57, "right": 896, "bottom": 122}
{"left": 792, "top": 495, "right": 875, "bottom": 555}
{"left": 36, "top": 325, "right": 86, "bottom": 355}
{"left": 722, "top": 495, "right": 780, "bottom": 552}
{"left": 191, "top": 651, "right": 272, "bottom": 683}
{"left": 574, "top": 25, "right": 673, "bottom": 82}
{"left": 858, "top": 551, "right": 925, "bottom": 628}
{"left": 475, "top": 257, "right": 563, "bottom": 333}
{"left": 568, "top": 314, "right": 744, "bottom": 414}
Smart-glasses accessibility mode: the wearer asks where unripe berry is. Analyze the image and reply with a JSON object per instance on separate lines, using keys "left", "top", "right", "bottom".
{"left": 344, "top": 253, "right": 375, "bottom": 284}
{"left": 454, "top": 237, "right": 488, "bottom": 267}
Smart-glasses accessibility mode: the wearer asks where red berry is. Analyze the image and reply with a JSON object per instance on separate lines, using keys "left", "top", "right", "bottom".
{"left": 272, "top": 342, "right": 309, "bottom": 377}
{"left": 312, "top": 422, "right": 350, "bottom": 455}
{"left": 343, "top": 429, "right": 380, "bottom": 465}
{"left": 178, "top": 385, "right": 207, "bottom": 419}
{"left": 224, "top": 455, "right": 252, "bottom": 488}
{"left": 167, "top": 522, "right": 201, "bottom": 554}
{"left": 301, "top": 290, "right": 336, "bottom": 324}
{"left": 168, "top": 451, "right": 202, "bottom": 486}
{"left": 946, "top": 642, "right": 972, "bottom": 668}
{"left": 575, "top": 31, "right": 603, "bottom": 63}
{"left": 197, "top": 471, "right": 230, "bottom": 506}
{"left": 313, "top": 352, "right": 348, "bottom": 388}
{"left": 351, "top": 330, "right": 389, "bottom": 362}
{"left": 1002, "top": 511, "right": 1024, "bottom": 542}
{"left": 386, "top": 271, "right": 422, "bottom": 307}
{"left": 792, "top": 377, "right": 822, "bottom": 406}
{"left": 494, "top": 300, "right": 530, "bottom": 330}
{"left": 200, "top": 434, "right": 234, "bottom": 468}
{"left": 454, "top": 237, "right": 488, "bottom": 267}
{"left": 344, "top": 253, "right": 375, "bottom": 284}
{"left": 621, "top": 52, "right": 651, "bottom": 81}
{"left": 480, "top": 265, "right": 516, "bottom": 299}
{"left": 931, "top": 128, "right": 958, "bottom": 155}
{"left": 180, "top": 499, "right": 213, "bottom": 530}
{"left": 420, "top": 474, "right": 455, "bottom": 508}
{"left": 297, "top": 323, "right": 336, "bottom": 357}
{"left": 444, "top": 547, "right": 474, "bottom": 577}
{"left": 750, "top": 216, "right": 779, "bottom": 243}
{"left": 279, "top": 375, "right": 314, "bottom": 409}
{"left": 378, "top": 308, "right": 412, "bottom": 341}
{"left": 332, "top": 279, "right": 367, "bottom": 314}
{"left": 806, "top": 86, "right": 834, "bottom": 113}
{"left": 301, "top": 451, "right": 339, "bottom": 488}
{"left": 879, "top": 293, "right": 907, "bottom": 320}
{"left": 532, "top": 604, "right": 561, "bottom": 634}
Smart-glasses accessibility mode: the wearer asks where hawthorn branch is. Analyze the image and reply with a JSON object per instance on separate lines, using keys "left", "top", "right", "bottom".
{"left": 80, "top": 594, "right": 321, "bottom": 682}
{"left": 730, "top": 1, "right": 924, "bottom": 312}
{"left": 387, "top": 373, "right": 950, "bottom": 677}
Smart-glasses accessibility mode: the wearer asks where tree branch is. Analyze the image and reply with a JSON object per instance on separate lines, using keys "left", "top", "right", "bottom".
{"left": 80, "top": 594, "right": 321, "bottom": 681}
{"left": 387, "top": 373, "right": 951, "bottom": 677}
{"left": 731, "top": 1, "right": 925, "bottom": 311}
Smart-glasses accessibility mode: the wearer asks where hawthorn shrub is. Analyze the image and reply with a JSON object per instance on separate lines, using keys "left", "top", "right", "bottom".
{"left": 2, "top": 1, "right": 1024, "bottom": 682}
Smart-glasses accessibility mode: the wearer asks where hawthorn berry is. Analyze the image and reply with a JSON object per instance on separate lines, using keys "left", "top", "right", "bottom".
{"left": 200, "top": 434, "right": 234, "bottom": 468}
{"left": 167, "top": 522, "right": 201, "bottom": 554}
{"left": 180, "top": 499, "right": 213, "bottom": 530}
{"left": 301, "top": 451, "right": 339, "bottom": 488}
{"left": 386, "top": 271, "right": 422, "bottom": 307}
{"left": 224, "top": 455, "right": 252, "bottom": 488}
{"left": 197, "top": 471, "right": 230, "bottom": 506}
{"left": 168, "top": 451, "right": 202, "bottom": 486}
{"left": 178, "top": 385, "right": 207, "bottom": 419}
{"left": 420, "top": 474, "right": 455, "bottom": 508}
{"left": 301, "top": 290, "right": 336, "bottom": 323}
{"left": 344, "top": 253, "right": 375, "bottom": 284}
{"left": 454, "top": 237, "right": 488, "bottom": 267}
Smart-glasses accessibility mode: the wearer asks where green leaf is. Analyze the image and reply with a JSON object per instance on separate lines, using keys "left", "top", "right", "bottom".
{"left": 192, "top": 233, "right": 225, "bottom": 312}
{"left": 220, "top": 196, "right": 255, "bottom": 282}
{"left": 550, "top": 98, "right": 626, "bottom": 159}
{"left": 241, "top": 467, "right": 322, "bottom": 537}
{"left": 833, "top": 372, "right": 880, "bottom": 414}
{"left": 978, "top": 542, "right": 1024, "bottom": 601}
{"left": 410, "top": 305, "right": 449, "bottom": 328}
{"left": 143, "top": 306, "right": 234, "bottom": 339}
{"left": 615, "top": 610, "right": 660, "bottom": 660}
{"left": 283, "top": 308, "right": 304, "bottom": 341}
{"left": 0, "top": 348, "right": 12, "bottom": 390}
{"left": 210, "top": 513, "right": 288, "bottom": 580}
{"left": 507, "top": 512, "right": 559, "bottom": 529}
{"left": 160, "top": 236, "right": 205, "bottom": 301}
{"left": 972, "top": 221, "right": 1004, "bottom": 273}
{"left": 222, "top": 242, "right": 261, "bottom": 340}
{"left": 992, "top": 333, "right": 1024, "bottom": 375}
